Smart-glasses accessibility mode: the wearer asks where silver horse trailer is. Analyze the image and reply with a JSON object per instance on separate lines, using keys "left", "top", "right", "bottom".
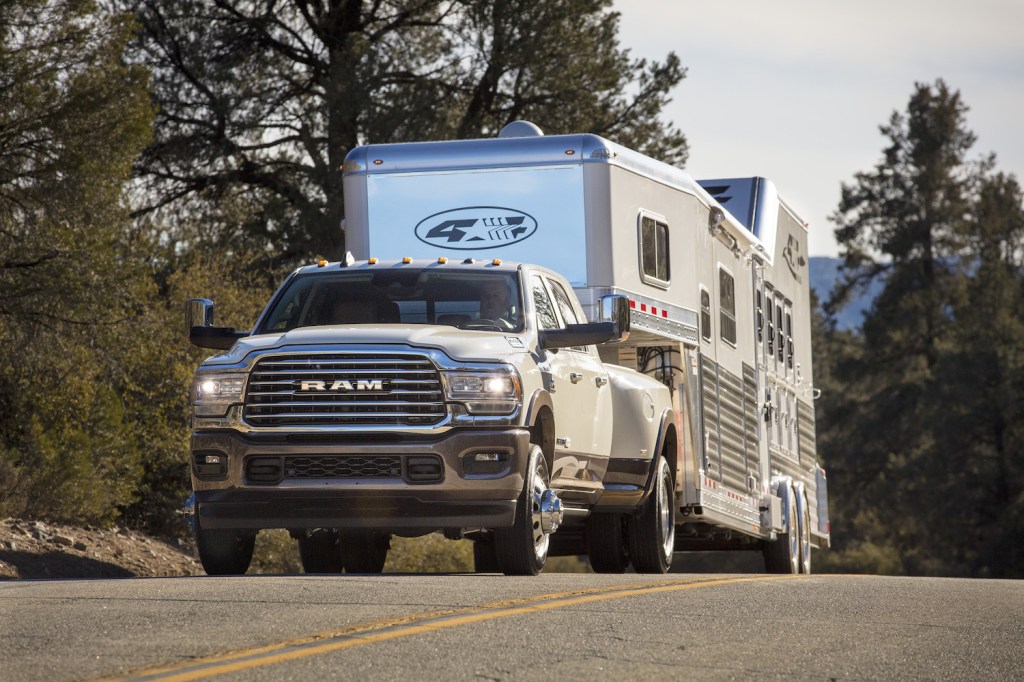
{"left": 342, "top": 122, "right": 830, "bottom": 572}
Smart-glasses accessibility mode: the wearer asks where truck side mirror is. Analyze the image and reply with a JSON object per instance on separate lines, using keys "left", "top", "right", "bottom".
{"left": 599, "top": 294, "right": 631, "bottom": 343}
{"left": 186, "top": 298, "right": 248, "bottom": 350}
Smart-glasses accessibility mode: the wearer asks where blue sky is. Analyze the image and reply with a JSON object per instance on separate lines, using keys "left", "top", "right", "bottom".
{"left": 614, "top": 0, "right": 1024, "bottom": 257}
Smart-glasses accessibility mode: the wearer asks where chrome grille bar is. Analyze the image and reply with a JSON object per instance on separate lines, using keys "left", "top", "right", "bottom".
{"left": 243, "top": 352, "right": 446, "bottom": 427}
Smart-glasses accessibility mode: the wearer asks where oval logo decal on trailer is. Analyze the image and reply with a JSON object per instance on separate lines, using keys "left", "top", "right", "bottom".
{"left": 414, "top": 207, "right": 538, "bottom": 250}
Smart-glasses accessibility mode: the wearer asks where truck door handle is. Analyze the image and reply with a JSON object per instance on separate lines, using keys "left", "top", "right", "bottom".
{"left": 595, "top": 375, "right": 608, "bottom": 387}
{"left": 569, "top": 372, "right": 584, "bottom": 384}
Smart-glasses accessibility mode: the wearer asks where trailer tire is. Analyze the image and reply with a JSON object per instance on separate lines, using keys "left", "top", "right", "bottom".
{"left": 763, "top": 486, "right": 800, "bottom": 574}
{"left": 196, "top": 526, "right": 255, "bottom": 576}
{"left": 798, "top": 490, "right": 812, "bottom": 574}
{"left": 494, "top": 445, "right": 550, "bottom": 576}
{"left": 472, "top": 537, "right": 500, "bottom": 573}
{"left": 298, "top": 529, "right": 344, "bottom": 573}
{"left": 586, "top": 513, "right": 629, "bottom": 574}
{"left": 628, "top": 456, "right": 675, "bottom": 574}
{"left": 340, "top": 531, "right": 390, "bottom": 573}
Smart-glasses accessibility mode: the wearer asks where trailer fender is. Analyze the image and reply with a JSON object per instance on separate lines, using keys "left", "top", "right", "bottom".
{"left": 768, "top": 476, "right": 795, "bottom": 536}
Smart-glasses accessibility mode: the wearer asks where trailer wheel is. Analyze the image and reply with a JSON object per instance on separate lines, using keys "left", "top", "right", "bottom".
{"left": 798, "top": 491, "right": 812, "bottom": 574}
{"left": 196, "top": 525, "right": 255, "bottom": 576}
{"left": 472, "top": 536, "right": 500, "bottom": 573}
{"left": 339, "top": 531, "right": 390, "bottom": 573}
{"left": 763, "top": 486, "right": 800, "bottom": 574}
{"left": 494, "top": 445, "right": 550, "bottom": 576}
{"left": 628, "top": 456, "right": 675, "bottom": 574}
{"left": 298, "top": 529, "right": 344, "bottom": 573}
{"left": 586, "top": 513, "right": 629, "bottom": 573}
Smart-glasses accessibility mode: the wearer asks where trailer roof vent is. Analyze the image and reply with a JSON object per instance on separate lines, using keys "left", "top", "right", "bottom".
{"left": 498, "top": 120, "right": 544, "bottom": 138}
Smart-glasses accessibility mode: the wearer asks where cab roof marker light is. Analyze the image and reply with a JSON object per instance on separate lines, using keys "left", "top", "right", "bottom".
{"left": 368, "top": 257, "right": 378, "bottom": 264}
{"left": 437, "top": 257, "right": 448, "bottom": 264}
{"left": 402, "top": 257, "right": 413, "bottom": 264}
{"left": 317, "top": 259, "right": 328, "bottom": 267}
{"left": 491, "top": 259, "right": 502, "bottom": 266}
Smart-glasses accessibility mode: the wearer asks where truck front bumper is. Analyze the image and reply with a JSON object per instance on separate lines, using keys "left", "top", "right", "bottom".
{"left": 190, "top": 427, "right": 530, "bottom": 532}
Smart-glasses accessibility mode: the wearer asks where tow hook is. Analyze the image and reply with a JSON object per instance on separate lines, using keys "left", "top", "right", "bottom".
{"left": 540, "top": 489, "right": 564, "bottom": 534}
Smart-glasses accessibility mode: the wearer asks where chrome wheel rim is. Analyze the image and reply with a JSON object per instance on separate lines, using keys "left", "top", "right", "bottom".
{"left": 528, "top": 453, "right": 550, "bottom": 563}
{"left": 657, "top": 460, "right": 676, "bottom": 561}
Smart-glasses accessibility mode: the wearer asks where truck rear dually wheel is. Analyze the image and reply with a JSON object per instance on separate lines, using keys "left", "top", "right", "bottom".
{"left": 340, "top": 531, "right": 390, "bottom": 573}
{"left": 494, "top": 445, "right": 551, "bottom": 576}
{"left": 298, "top": 529, "right": 344, "bottom": 573}
{"left": 628, "top": 456, "right": 675, "bottom": 574}
{"left": 586, "top": 513, "right": 629, "bottom": 573}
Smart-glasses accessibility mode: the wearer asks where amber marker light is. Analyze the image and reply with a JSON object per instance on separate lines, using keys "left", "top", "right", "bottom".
{"left": 317, "top": 259, "right": 328, "bottom": 267}
{"left": 491, "top": 258, "right": 502, "bottom": 266}
{"left": 437, "top": 257, "right": 448, "bottom": 264}
{"left": 402, "top": 257, "right": 413, "bottom": 264}
{"left": 368, "top": 257, "right": 378, "bottom": 264}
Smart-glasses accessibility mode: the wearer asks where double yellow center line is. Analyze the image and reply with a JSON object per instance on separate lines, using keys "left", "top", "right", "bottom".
{"left": 104, "top": 574, "right": 803, "bottom": 681}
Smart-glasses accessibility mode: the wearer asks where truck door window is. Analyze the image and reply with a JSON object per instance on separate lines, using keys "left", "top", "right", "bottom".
{"left": 531, "top": 275, "right": 560, "bottom": 330}
{"left": 719, "top": 267, "right": 737, "bottom": 346}
{"left": 548, "top": 278, "right": 588, "bottom": 352}
{"left": 639, "top": 213, "right": 670, "bottom": 287}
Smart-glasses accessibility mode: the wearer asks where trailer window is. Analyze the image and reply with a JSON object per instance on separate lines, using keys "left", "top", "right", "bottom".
{"left": 639, "top": 214, "right": 670, "bottom": 286}
{"left": 785, "top": 309, "right": 794, "bottom": 371}
{"left": 700, "top": 288, "right": 711, "bottom": 342}
{"left": 719, "top": 268, "right": 737, "bottom": 346}
{"left": 765, "top": 287, "right": 775, "bottom": 359}
{"left": 776, "top": 302, "right": 784, "bottom": 363}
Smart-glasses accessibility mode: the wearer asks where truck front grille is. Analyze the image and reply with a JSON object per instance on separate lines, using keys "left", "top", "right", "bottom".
{"left": 243, "top": 353, "right": 446, "bottom": 427}
{"left": 286, "top": 455, "right": 403, "bottom": 479}
{"left": 244, "top": 455, "right": 443, "bottom": 484}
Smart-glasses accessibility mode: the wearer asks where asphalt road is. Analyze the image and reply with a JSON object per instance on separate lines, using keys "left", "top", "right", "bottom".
{"left": 2, "top": 572, "right": 1022, "bottom": 681}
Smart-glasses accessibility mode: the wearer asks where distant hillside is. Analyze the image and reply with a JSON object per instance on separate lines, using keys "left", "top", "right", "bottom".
{"left": 808, "top": 257, "right": 883, "bottom": 331}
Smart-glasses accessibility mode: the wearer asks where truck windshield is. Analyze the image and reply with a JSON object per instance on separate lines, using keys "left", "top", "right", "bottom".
{"left": 256, "top": 269, "right": 524, "bottom": 333}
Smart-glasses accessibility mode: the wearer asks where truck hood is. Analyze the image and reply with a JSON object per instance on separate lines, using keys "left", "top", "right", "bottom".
{"left": 201, "top": 325, "right": 529, "bottom": 366}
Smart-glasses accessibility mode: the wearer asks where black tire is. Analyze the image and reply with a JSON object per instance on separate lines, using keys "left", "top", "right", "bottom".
{"left": 763, "top": 485, "right": 800, "bottom": 574}
{"left": 494, "top": 445, "right": 550, "bottom": 576}
{"left": 298, "top": 529, "right": 344, "bottom": 574}
{"left": 196, "top": 527, "right": 255, "bottom": 576}
{"left": 586, "top": 513, "right": 629, "bottom": 574}
{"left": 628, "top": 456, "right": 675, "bottom": 574}
{"left": 472, "top": 537, "right": 500, "bottom": 573}
{"left": 797, "top": 490, "right": 812, "bottom": 574}
{"left": 340, "top": 530, "right": 390, "bottom": 573}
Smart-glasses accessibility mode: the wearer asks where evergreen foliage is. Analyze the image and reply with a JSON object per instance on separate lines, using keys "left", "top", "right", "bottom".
{"left": 126, "top": 0, "right": 688, "bottom": 263}
{"left": 818, "top": 81, "right": 1024, "bottom": 577}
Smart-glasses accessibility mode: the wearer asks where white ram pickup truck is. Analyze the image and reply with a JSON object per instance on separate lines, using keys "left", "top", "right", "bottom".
{"left": 186, "top": 258, "right": 677, "bottom": 576}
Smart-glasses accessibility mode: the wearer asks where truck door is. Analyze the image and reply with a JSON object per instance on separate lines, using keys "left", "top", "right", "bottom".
{"left": 529, "top": 274, "right": 611, "bottom": 487}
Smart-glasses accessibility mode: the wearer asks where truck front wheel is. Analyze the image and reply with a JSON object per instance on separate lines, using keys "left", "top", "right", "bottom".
{"left": 196, "top": 526, "right": 255, "bottom": 576}
{"left": 494, "top": 445, "right": 550, "bottom": 576}
{"left": 628, "top": 456, "right": 675, "bottom": 573}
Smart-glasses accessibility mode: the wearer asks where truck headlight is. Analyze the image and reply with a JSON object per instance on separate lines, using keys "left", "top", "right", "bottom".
{"left": 192, "top": 372, "right": 247, "bottom": 417}
{"left": 441, "top": 369, "right": 521, "bottom": 415}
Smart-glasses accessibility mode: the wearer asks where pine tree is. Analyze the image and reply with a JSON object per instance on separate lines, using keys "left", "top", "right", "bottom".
{"left": 0, "top": 0, "right": 155, "bottom": 523}
{"left": 126, "top": 0, "right": 687, "bottom": 262}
